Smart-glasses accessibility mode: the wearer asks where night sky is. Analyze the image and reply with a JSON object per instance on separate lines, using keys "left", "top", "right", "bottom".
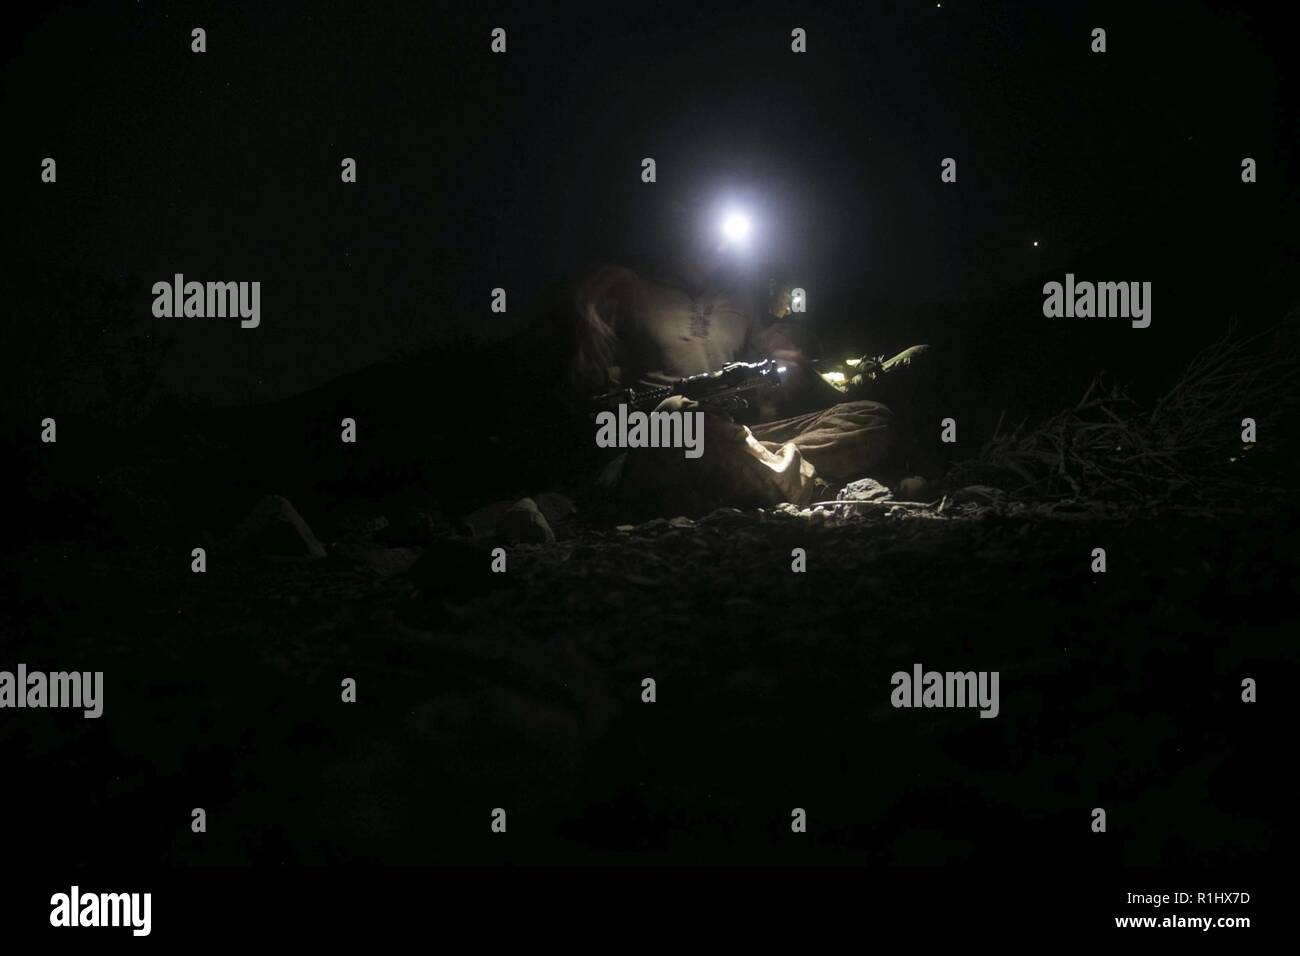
{"left": 3, "top": 0, "right": 1293, "bottom": 404}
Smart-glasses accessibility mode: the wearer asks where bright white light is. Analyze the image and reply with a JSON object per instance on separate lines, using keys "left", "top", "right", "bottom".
{"left": 720, "top": 211, "right": 752, "bottom": 244}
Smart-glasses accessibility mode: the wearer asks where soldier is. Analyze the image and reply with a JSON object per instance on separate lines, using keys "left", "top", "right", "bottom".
{"left": 569, "top": 197, "right": 930, "bottom": 514}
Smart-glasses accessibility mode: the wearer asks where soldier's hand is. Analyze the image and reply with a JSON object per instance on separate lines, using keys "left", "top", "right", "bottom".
{"left": 653, "top": 394, "right": 748, "bottom": 442}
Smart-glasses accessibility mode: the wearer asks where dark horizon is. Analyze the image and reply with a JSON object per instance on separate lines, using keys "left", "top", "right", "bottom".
{"left": 3, "top": 0, "right": 1295, "bottom": 406}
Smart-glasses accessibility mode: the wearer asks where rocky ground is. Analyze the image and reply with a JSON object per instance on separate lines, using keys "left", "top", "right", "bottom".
{"left": 1, "top": 487, "right": 1291, "bottom": 866}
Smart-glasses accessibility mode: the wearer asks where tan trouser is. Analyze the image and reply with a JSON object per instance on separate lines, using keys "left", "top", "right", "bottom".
{"left": 610, "top": 397, "right": 894, "bottom": 512}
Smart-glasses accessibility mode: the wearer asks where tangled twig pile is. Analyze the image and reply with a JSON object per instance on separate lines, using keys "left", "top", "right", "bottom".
{"left": 950, "top": 323, "right": 1299, "bottom": 501}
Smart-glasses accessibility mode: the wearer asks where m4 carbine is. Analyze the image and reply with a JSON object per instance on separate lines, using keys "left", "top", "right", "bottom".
{"left": 592, "top": 359, "right": 789, "bottom": 414}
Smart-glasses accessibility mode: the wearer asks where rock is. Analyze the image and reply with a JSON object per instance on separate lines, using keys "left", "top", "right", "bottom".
{"left": 837, "top": 477, "right": 894, "bottom": 502}
{"left": 699, "top": 507, "right": 747, "bottom": 526}
{"left": 534, "top": 492, "right": 576, "bottom": 529}
{"left": 460, "top": 500, "right": 514, "bottom": 538}
{"left": 897, "top": 476, "right": 933, "bottom": 501}
{"left": 498, "top": 497, "right": 556, "bottom": 545}
{"left": 461, "top": 495, "right": 564, "bottom": 543}
{"left": 669, "top": 516, "right": 695, "bottom": 528}
{"left": 223, "top": 495, "right": 326, "bottom": 558}
{"left": 772, "top": 503, "right": 815, "bottom": 521}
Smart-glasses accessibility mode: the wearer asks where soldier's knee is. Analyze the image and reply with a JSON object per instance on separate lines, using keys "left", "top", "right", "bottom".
{"left": 829, "top": 399, "right": 895, "bottom": 423}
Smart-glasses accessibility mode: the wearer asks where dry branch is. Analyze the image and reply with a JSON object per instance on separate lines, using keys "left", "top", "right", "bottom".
{"left": 949, "top": 323, "right": 1299, "bottom": 501}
